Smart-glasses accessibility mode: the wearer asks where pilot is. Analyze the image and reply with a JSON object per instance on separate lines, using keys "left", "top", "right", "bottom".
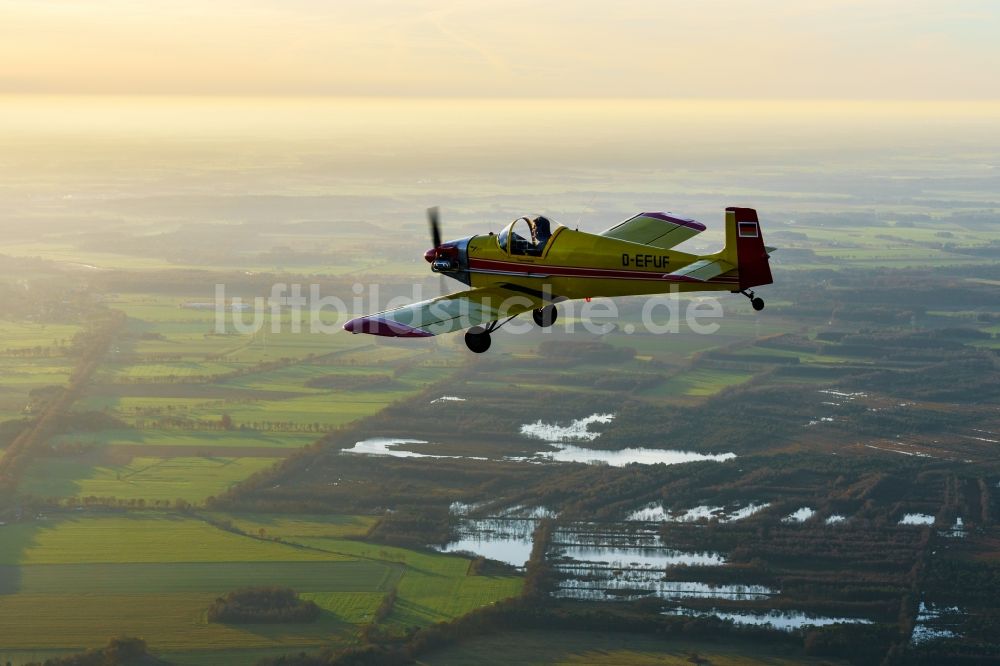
{"left": 532, "top": 216, "right": 552, "bottom": 246}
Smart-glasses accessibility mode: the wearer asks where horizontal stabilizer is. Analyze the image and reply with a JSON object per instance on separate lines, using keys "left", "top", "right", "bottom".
{"left": 600, "top": 212, "right": 705, "bottom": 250}
{"left": 665, "top": 258, "right": 735, "bottom": 282}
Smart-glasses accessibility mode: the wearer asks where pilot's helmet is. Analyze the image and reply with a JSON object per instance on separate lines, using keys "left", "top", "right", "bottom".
{"left": 532, "top": 216, "right": 552, "bottom": 236}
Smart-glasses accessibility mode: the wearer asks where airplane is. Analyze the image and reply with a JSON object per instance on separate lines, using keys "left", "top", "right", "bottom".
{"left": 343, "top": 206, "right": 774, "bottom": 353}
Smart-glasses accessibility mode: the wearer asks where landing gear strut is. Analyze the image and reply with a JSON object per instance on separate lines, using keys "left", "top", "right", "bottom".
{"left": 741, "top": 289, "right": 765, "bottom": 311}
{"left": 532, "top": 304, "right": 558, "bottom": 328}
{"left": 463, "top": 314, "right": 519, "bottom": 353}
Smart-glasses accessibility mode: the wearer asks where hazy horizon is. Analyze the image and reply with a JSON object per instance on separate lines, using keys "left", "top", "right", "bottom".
{"left": 3, "top": 1, "right": 1000, "bottom": 99}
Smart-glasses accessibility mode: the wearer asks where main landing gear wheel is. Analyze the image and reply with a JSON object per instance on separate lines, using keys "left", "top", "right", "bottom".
{"left": 741, "top": 289, "right": 765, "bottom": 311}
{"left": 464, "top": 326, "right": 491, "bottom": 353}
{"left": 532, "top": 304, "right": 558, "bottom": 328}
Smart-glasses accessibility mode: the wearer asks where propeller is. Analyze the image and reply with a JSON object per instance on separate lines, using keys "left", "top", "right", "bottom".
{"left": 428, "top": 206, "right": 442, "bottom": 250}
{"left": 427, "top": 206, "right": 446, "bottom": 297}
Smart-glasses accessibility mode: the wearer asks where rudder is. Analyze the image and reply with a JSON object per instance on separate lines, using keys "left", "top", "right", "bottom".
{"left": 723, "top": 207, "right": 773, "bottom": 290}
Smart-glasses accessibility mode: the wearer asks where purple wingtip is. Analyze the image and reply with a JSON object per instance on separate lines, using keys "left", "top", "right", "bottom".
{"left": 641, "top": 212, "right": 706, "bottom": 232}
{"left": 343, "top": 316, "right": 432, "bottom": 338}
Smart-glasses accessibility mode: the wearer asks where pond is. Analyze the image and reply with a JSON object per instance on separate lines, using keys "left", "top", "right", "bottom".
{"left": 899, "top": 513, "right": 935, "bottom": 526}
{"left": 535, "top": 444, "right": 735, "bottom": 467}
{"left": 910, "top": 601, "right": 963, "bottom": 645}
{"left": 340, "top": 437, "right": 485, "bottom": 460}
{"left": 436, "top": 516, "right": 541, "bottom": 568}
{"left": 430, "top": 395, "right": 466, "bottom": 403}
{"left": 782, "top": 507, "right": 816, "bottom": 523}
{"left": 627, "top": 502, "right": 769, "bottom": 523}
{"left": 520, "top": 413, "right": 614, "bottom": 442}
{"left": 667, "top": 607, "right": 873, "bottom": 630}
{"left": 554, "top": 545, "right": 725, "bottom": 568}
{"left": 555, "top": 578, "right": 777, "bottom": 602}
{"left": 346, "top": 415, "right": 737, "bottom": 468}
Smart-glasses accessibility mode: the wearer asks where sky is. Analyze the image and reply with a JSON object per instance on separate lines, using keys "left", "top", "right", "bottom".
{"left": 2, "top": 0, "right": 1000, "bottom": 99}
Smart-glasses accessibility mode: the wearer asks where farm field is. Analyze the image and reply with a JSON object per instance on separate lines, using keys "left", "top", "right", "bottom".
{"left": 0, "top": 514, "right": 347, "bottom": 565}
{"left": 422, "top": 630, "right": 845, "bottom": 666}
{"left": 648, "top": 367, "right": 758, "bottom": 398}
{"left": 12, "top": 287, "right": 464, "bottom": 514}
{"left": 49, "top": 429, "right": 318, "bottom": 451}
{"left": 0, "top": 321, "right": 80, "bottom": 351}
{"left": 210, "top": 514, "right": 525, "bottom": 627}
{"left": 0, "top": 512, "right": 521, "bottom": 662}
{"left": 0, "top": 358, "right": 75, "bottom": 420}
{"left": 292, "top": 537, "right": 524, "bottom": 628}
{"left": 19, "top": 454, "right": 281, "bottom": 503}
{"left": 206, "top": 512, "right": 379, "bottom": 539}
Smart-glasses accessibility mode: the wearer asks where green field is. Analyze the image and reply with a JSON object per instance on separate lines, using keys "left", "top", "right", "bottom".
{"left": 0, "top": 321, "right": 79, "bottom": 351}
{"left": 20, "top": 455, "right": 281, "bottom": 502}
{"left": 208, "top": 512, "right": 379, "bottom": 539}
{"left": 0, "top": 514, "right": 347, "bottom": 565}
{"left": 0, "top": 560, "right": 395, "bottom": 595}
{"left": 649, "top": 367, "right": 758, "bottom": 397}
{"left": 422, "top": 630, "right": 845, "bottom": 665}
{"left": 0, "top": 358, "right": 74, "bottom": 418}
{"left": 212, "top": 515, "right": 523, "bottom": 628}
{"left": 0, "top": 513, "right": 521, "bottom": 661}
{"left": 292, "top": 537, "right": 524, "bottom": 628}
{"left": 50, "top": 429, "right": 318, "bottom": 451}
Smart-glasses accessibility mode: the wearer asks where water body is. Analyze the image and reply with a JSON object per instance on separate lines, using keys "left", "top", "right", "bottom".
{"left": 537, "top": 444, "right": 735, "bottom": 467}
{"left": 899, "top": 513, "right": 936, "bottom": 526}
{"left": 941, "top": 517, "right": 966, "bottom": 538}
{"left": 430, "top": 396, "right": 466, "bottom": 403}
{"left": 341, "top": 437, "right": 431, "bottom": 458}
{"left": 340, "top": 438, "right": 485, "bottom": 461}
{"left": 555, "top": 579, "right": 776, "bottom": 602}
{"left": 346, "top": 438, "right": 737, "bottom": 467}
{"left": 499, "top": 505, "right": 558, "bottom": 519}
{"left": 818, "top": 389, "right": 867, "bottom": 399}
{"left": 436, "top": 516, "right": 539, "bottom": 568}
{"left": 520, "top": 413, "right": 614, "bottom": 442}
{"left": 728, "top": 503, "right": 771, "bottom": 521}
{"left": 668, "top": 607, "right": 873, "bottom": 630}
{"left": 555, "top": 545, "right": 725, "bottom": 568}
{"left": 910, "top": 601, "right": 963, "bottom": 645}
{"left": 438, "top": 515, "right": 725, "bottom": 573}
{"left": 782, "top": 507, "right": 816, "bottom": 523}
{"left": 347, "top": 412, "right": 737, "bottom": 468}
{"left": 627, "top": 502, "right": 769, "bottom": 523}
{"left": 438, "top": 530, "right": 535, "bottom": 568}
{"left": 522, "top": 413, "right": 736, "bottom": 467}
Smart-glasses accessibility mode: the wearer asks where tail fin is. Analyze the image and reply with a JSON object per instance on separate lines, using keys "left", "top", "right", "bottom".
{"left": 721, "top": 207, "right": 773, "bottom": 290}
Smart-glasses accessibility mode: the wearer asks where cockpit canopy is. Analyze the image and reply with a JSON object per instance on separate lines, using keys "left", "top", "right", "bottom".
{"left": 497, "top": 216, "right": 558, "bottom": 256}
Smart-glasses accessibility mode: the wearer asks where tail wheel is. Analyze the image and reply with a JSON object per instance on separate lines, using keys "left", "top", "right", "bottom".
{"left": 532, "top": 305, "right": 558, "bottom": 328}
{"left": 751, "top": 297, "right": 765, "bottom": 311}
{"left": 464, "top": 327, "right": 491, "bottom": 353}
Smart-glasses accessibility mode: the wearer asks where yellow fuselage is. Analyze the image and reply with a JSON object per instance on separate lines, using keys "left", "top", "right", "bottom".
{"left": 462, "top": 225, "right": 738, "bottom": 300}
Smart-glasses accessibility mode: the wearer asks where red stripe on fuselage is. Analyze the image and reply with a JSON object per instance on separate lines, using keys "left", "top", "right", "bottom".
{"left": 467, "top": 258, "right": 738, "bottom": 283}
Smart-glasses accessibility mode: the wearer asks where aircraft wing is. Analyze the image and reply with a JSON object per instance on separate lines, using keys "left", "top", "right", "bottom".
{"left": 665, "top": 258, "right": 735, "bottom": 282}
{"left": 343, "top": 286, "right": 545, "bottom": 337}
{"left": 599, "top": 212, "right": 706, "bottom": 250}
